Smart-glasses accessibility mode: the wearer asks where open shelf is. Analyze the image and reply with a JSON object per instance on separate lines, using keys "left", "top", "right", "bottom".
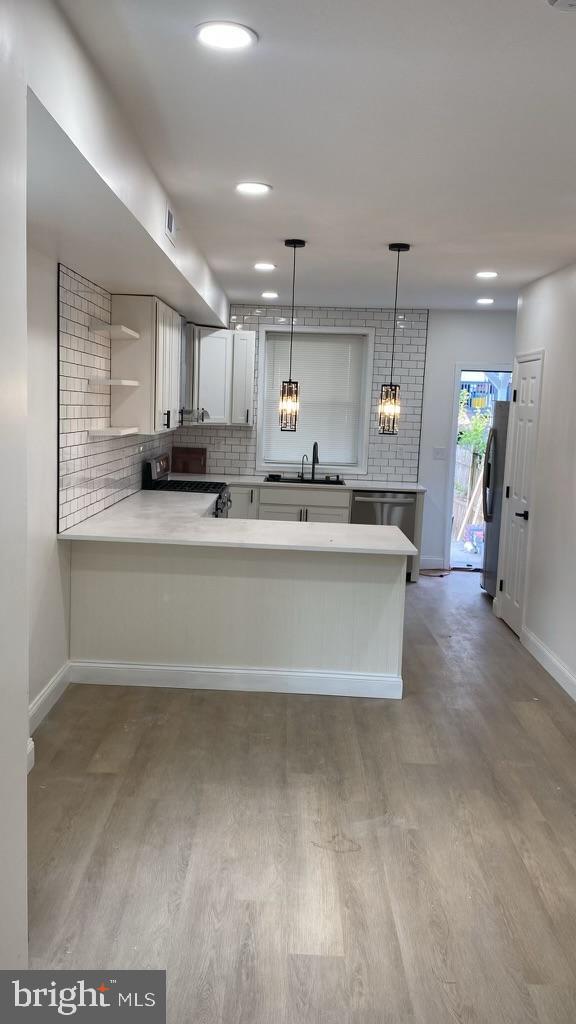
{"left": 89, "top": 427, "right": 139, "bottom": 438}
{"left": 90, "top": 378, "right": 141, "bottom": 387}
{"left": 88, "top": 317, "right": 140, "bottom": 341}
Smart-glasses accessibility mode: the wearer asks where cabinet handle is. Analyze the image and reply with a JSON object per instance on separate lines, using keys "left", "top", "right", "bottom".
{"left": 178, "top": 408, "right": 184, "bottom": 427}
{"left": 250, "top": 489, "right": 254, "bottom": 504}
{"left": 163, "top": 410, "right": 171, "bottom": 429}
{"left": 305, "top": 508, "right": 308, "bottom": 521}
{"left": 246, "top": 409, "right": 250, "bottom": 424}
{"left": 201, "top": 408, "right": 205, "bottom": 422}
{"left": 299, "top": 509, "right": 302, "bottom": 522}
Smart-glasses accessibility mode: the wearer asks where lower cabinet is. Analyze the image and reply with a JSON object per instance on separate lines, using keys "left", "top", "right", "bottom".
{"left": 258, "top": 486, "right": 351, "bottom": 524}
{"left": 228, "top": 486, "right": 259, "bottom": 519}
{"left": 305, "top": 507, "right": 349, "bottom": 524}
{"left": 258, "top": 503, "right": 302, "bottom": 522}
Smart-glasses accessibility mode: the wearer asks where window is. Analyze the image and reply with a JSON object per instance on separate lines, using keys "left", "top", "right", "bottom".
{"left": 258, "top": 328, "right": 373, "bottom": 472}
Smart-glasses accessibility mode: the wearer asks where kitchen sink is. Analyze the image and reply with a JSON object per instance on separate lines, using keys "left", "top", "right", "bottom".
{"left": 264, "top": 474, "right": 345, "bottom": 485}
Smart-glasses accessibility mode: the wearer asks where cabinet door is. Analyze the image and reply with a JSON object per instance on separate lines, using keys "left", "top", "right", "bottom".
{"left": 228, "top": 486, "right": 259, "bottom": 520}
{"left": 154, "top": 301, "right": 170, "bottom": 431}
{"left": 195, "top": 329, "right": 233, "bottom": 424}
{"left": 170, "top": 307, "right": 183, "bottom": 426}
{"left": 258, "top": 502, "right": 303, "bottom": 522}
{"left": 305, "top": 507, "right": 350, "bottom": 524}
{"left": 230, "top": 331, "right": 256, "bottom": 426}
{"left": 155, "top": 301, "right": 182, "bottom": 432}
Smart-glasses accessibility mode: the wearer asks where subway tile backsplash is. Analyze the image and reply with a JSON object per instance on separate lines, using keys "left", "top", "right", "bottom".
{"left": 58, "top": 278, "right": 429, "bottom": 529}
{"left": 57, "top": 265, "right": 167, "bottom": 531}
{"left": 175, "top": 303, "right": 429, "bottom": 482}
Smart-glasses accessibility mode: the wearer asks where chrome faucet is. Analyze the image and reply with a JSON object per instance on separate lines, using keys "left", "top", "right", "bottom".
{"left": 311, "top": 441, "right": 319, "bottom": 482}
{"left": 300, "top": 453, "right": 309, "bottom": 481}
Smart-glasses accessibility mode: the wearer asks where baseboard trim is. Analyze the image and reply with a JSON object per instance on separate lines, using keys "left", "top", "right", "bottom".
{"left": 420, "top": 555, "right": 447, "bottom": 570}
{"left": 68, "top": 660, "right": 403, "bottom": 700}
{"left": 29, "top": 662, "right": 71, "bottom": 734}
{"left": 521, "top": 627, "right": 576, "bottom": 703}
{"left": 27, "top": 738, "right": 35, "bottom": 774}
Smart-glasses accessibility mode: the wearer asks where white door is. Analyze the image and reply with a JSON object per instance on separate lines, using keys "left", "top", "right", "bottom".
{"left": 497, "top": 353, "right": 543, "bottom": 635}
{"left": 230, "top": 330, "right": 256, "bottom": 425}
{"left": 154, "top": 301, "right": 169, "bottom": 431}
{"left": 196, "top": 328, "right": 232, "bottom": 424}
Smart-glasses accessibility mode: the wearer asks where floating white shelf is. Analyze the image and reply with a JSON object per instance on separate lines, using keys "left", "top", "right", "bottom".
{"left": 90, "top": 378, "right": 141, "bottom": 387}
{"left": 89, "top": 427, "right": 139, "bottom": 438}
{"left": 89, "top": 317, "right": 140, "bottom": 341}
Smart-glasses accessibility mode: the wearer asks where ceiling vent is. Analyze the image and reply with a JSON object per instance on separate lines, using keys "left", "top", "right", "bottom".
{"left": 548, "top": 1, "right": 576, "bottom": 10}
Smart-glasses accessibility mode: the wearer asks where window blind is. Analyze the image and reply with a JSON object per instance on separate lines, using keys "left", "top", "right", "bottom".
{"left": 262, "top": 332, "right": 366, "bottom": 465}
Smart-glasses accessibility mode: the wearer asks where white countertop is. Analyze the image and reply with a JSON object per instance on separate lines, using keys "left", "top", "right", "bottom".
{"left": 59, "top": 491, "right": 417, "bottom": 557}
{"left": 170, "top": 473, "right": 426, "bottom": 493}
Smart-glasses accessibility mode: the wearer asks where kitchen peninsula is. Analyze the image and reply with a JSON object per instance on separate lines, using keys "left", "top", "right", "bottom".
{"left": 60, "top": 491, "right": 417, "bottom": 699}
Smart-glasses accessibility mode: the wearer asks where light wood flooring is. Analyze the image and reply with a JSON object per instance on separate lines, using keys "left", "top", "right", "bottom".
{"left": 29, "top": 572, "right": 576, "bottom": 1023}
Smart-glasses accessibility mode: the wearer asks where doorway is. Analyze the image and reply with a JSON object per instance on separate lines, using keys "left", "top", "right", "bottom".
{"left": 450, "top": 369, "right": 512, "bottom": 570}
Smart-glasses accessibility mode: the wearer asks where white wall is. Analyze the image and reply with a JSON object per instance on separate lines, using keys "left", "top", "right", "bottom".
{"left": 515, "top": 267, "right": 576, "bottom": 693}
{"left": 28, "top": 249, "right": 70, "bottom": 704}
{"left": 420, "top": 311, "right": 517, "bottom": 568}
{"left": 0, "top": 0, "right": 29, "bottom": 967}
{"left": 19, "top": 0, "right": 227, "bottom": 325}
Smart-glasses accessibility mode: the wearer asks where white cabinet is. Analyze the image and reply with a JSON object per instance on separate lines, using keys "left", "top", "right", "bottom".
{"left": 228, "top": 486, "right": 259, "bottom": 519}
{"left": 305, "top": 507, "right": 349, "bottom": 524}
{"left": 190, "top": 328, "right": 255, "bottom": 426}
{"left": 110, "top": 295, "right": 183, "bottom": 435}
{"left": 258, "top": 486, "right": 351, "bottom": 524}
{"left": 258, "top": 503, "right": 303, "bottom": 522}
{"left": 194, "top": 328, "right": 232, "bottom": 424}
{"left": 155, "top": 300, "right": 182, "bottom": 432}
{"left": 231, "top": 331, "right": 256, "bottom": 426}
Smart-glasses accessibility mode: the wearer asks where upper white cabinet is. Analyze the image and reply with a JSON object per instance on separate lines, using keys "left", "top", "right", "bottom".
{"left": 194, "top": 328, "right": 232, "bottom": 425}
{"left": 189, "top": 327, "right": 255, "bottom": 426}
{"left": 110, "top": 295, "right": 183, "bottom": 434}
{"left": 230, "top": 330, "right": 256, "bottom": 426}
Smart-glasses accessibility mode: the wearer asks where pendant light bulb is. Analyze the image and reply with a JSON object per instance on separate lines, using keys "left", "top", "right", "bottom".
{"left": 279, "top": 239, "right": 306, "bottom": 431}
{"left": 379, "top": 242, "right": 410, "bottom": 435}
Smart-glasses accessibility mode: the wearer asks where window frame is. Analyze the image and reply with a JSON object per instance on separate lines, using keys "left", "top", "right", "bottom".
{"left": 256, "top": 324, "right": 375, "bottom": 475}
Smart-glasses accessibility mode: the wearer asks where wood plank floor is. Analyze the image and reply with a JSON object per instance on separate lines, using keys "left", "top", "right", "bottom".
{"left": 29, "top": 572, "right": 576, "bottom": 1023}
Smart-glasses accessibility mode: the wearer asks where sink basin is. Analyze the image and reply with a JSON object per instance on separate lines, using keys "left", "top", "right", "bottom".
{"left": 264, "top": 475, "right": 345, "bottom": 485}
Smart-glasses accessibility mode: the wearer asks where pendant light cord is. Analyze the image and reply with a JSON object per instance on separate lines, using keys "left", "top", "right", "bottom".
{"left": 390, "top": 248, "right": 401, "bottom": 385}
{"left": 288, "top": 245, "right": 296, "bottom": 380}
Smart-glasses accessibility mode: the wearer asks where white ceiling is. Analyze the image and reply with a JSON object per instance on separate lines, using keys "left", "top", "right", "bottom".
{"left": 28, "top": 95, "right": 225, "bottom": 323}
{"left": 57, "top": 0, "right": 576, "bottom": 310}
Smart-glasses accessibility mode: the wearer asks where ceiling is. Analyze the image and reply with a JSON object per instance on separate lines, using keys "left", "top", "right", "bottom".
{"left": 28, "top": 95, "right": 225, "bottom": 323}
{"left": 57, "top": 0, "right": 576, "bottom": 310}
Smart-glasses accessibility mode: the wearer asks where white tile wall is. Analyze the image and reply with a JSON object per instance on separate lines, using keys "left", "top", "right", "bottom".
{"left": 58, "top": 265, "right": 168, "bottom": 531}
{"left": 175, "top": 303, "right": 429, "bottom": 482}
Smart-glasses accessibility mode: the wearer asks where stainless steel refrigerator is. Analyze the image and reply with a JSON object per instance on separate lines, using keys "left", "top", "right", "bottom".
{"left": 481, "top": 400, "right": 510, "bottom": 596}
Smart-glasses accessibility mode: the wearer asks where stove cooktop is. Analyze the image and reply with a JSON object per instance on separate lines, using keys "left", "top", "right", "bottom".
{"left": 150, "top": 479, "right": 226, "bottom": 494}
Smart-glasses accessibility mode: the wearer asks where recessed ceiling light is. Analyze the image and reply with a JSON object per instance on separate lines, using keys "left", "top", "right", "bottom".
{"left": 476, "top": 270, "right": 498, "bottom": 279}
{"left": 254, "top": 262, "right": 276, "bottom": 272}
{"left": 477, "top": 297, "right": 494, "bottom": 305}
{"left": 277, "top": 317, "right": 287, "bottom": 323}
{"left": 236, "top": 182, "right": 272, "bottom": 196}
{"left": 262, "top": 291, "right": 278, "bottom": 299}
{"left": 195, "top": 22, "right": 258, "bottom": 50}
{"left": 254, "top": 308, "right": 262, "bottom": 314}
{"left": 230, "top": 315, "right": 237, "bottom": 321}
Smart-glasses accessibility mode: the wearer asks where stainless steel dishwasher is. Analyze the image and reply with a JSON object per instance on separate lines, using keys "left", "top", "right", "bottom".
{"left": 351, "top": 491, "right": 417, "bottom": 578}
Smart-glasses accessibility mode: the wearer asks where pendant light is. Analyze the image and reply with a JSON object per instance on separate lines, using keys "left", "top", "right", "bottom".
{"left": 279, "top": 238, "right": 306, "bottom": 431}
{"left": 378, "top": 242, "right": 410, "bottom": 435}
